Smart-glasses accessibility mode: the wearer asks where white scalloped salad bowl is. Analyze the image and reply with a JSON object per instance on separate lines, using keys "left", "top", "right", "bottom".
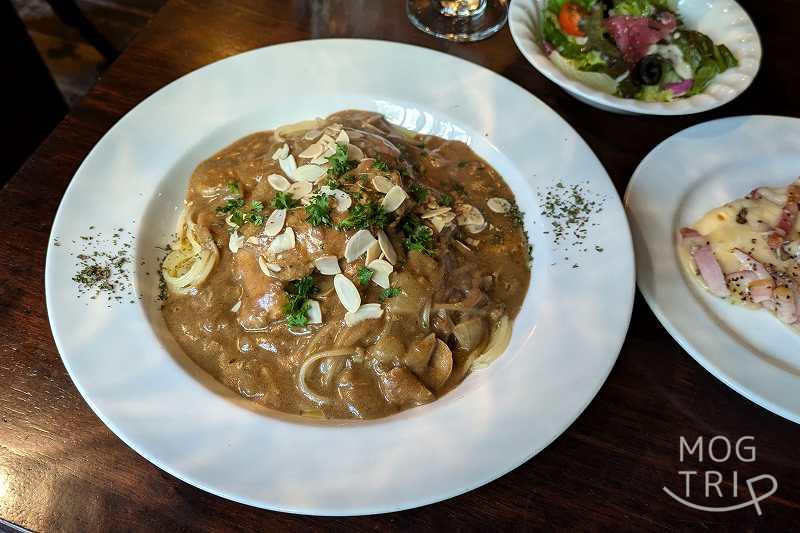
{"left": 509, "top": 0, "right": 761, "bottom": 115}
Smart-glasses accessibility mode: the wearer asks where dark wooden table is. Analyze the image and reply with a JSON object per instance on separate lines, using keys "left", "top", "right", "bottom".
{"left": 2, "top": 1, "right": 798, "bottom": 530}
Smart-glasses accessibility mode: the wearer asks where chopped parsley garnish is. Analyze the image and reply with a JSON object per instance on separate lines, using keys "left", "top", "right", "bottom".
{"left": 326, "top": 177, "right": 342, "bottom": 189}
{"left": 227, "top": 181, "right": 241, "bottom": 195}
{"left": 372, "top": 160, "right": 389, "bottom": 172}
{"left": 379, "top": 287, "right": 401, "bottom": 301}
{"left": 356, "top": 266, "right": 374, "bottom": 285}
{"left": 283, "top": 276, "right": 318, "bottom": 327}
{"left": 271, "top": 191, "right": 299, "bottom": 210}
{"left": 327, "top": 143, "right": 354, "bottom": 178}
{"left": 337, "top": 202, "right": 391, "bottom": 231}
{"left": 400, "top": 215, "right": 435, "bottom": 255}
{"left": 305, "top": 193, "right": 333, "bottom": 227}
{"left": 439, "top": 193, "right": 453, "bottom": 207}
{"left": 409, "top": 183, "right": 428, "bottom": 203}
{"left": 217, "top": 197, "right": 263, "bottom": 227}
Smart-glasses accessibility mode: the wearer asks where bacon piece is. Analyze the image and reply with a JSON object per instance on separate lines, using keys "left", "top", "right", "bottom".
{"left": 692, "top": 245, "right": 729, "bottom": 297}
{"left": 773, "top": 286, "right": 798, "bottom": 324}
{"left": 731, "top": 249, "right": 772, "bottom": 280}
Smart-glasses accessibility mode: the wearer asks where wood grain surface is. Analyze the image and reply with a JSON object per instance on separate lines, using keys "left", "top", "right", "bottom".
{"left": 1, "top": 0, "right": 798, "bottom": 530}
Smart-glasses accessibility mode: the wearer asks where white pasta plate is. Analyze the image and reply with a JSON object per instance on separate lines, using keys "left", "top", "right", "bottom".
{"left": 509, "top": 0, "right": 761, "bottom": 115}
{"left": 626, "top": 115, "right": 800, "bottom": 424}
{"left": 45, "top": 39, "right": 634, "bottom": 514}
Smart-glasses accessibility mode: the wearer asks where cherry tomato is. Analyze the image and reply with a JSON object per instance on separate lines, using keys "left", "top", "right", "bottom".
{"left": 558, "top": 2, "right": 586, "bottom": 37}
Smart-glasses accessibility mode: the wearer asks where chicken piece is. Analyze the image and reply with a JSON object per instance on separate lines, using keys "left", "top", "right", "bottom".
{"left": 337, "top": 366, "right": 392, "bottom": 419}
{"left": 254, "top": 210, "right": 347, "bottom": 281}
{"left": 232, "top": 249, "right": 285, "bottom": 330}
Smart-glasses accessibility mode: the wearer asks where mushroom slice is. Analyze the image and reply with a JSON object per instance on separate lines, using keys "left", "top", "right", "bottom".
{"left": 381, "top": 185, "right": 408, "bottom": 213}
{"left": 267, "top": 227, "right": 296, "bottom": 255}
{"left": 287, "top": 181, "right": 312, "bottom": 199}
{"left": 371, "top": 175, "right": 394, "bottom": 193}
{"left": 262, "top": 208, "right": 286, "bottom": 237}
{"left": 367, "top": 259, "right": 393, "bottom": 289}
{"left": 376, "top": 229, "right": 397, "bottom": 265}
{"left": 314, "top": 255, "right": 341, "bottom": 275}
{"left": 267, "top": 173, "right": 290, "bottom": 191}
{"left": 271, "top": 143, "right": 289, "bottom": 160}
{"left": 344, "top": 303, "right": 384, "bottom": 327}
{"left": 228, "top": 231, "right": 245, "bottom": 253}
{"left": 298, "top": 143, "right": 324, "bottom": 159}
{"left": 279, "top": 154, "right": 297, "bottom": 177}
{"left": 456, "top": 204, "right": 485, "bottom": 227}
{"left": 306, "top": 299, "right": 323, "bottom": 324}
{"left": 465, "top": 221, "right": 488, "bottom": 234}
{"left": 487, "top": 197, "right": 512, "bottom": 213}
{"left": 344, "top": 229, "right": 377, "bottom": 262}
{"left": 403, "top": 333, "right": 436, "bottom": 376}
{"left": 420, "top": 339, "right": 453, "bottom": 390}
{"left": 293, "top": 164, "right": 326, "bottom": 182}
{"left": 334, "top": 273, "right": 361, "bottom": 313}
{"left": 347, "top": 144, "right": 364, "bottom": 161}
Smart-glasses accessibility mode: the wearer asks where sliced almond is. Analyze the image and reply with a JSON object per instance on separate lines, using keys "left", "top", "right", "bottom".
{"left": 344, "top": 229, "right": 377, "bottom": 262}
{"left": 465, "top": 221, "right": 488, "bottom": 234}
{"left": 258, "top": 256, "right": 276, "bottom": 277}
{"left": 365, "top": 240, "right": 381, "bottom": 263}
{"left": 304, "top": 129, "right": 322, "bottom": 141}
{"left": 287, "top": 181, "right": 312, "bottom": 199}
{"left": 230, "top": 300, "right": 242, "bottom": 313}
{"left": 314, "top": 255, "right": 341, "bottom": 275}
{"left": 335, "top": 129, "right": 350, "bottom": 145}
{"left": 456, "top": 204, "right": 485, "bottom": 227}
{"left": 376, "top": 230, "right": 397, "bottom": 265}
{"left": 334, "top": 273, "right": 361, "bottom": 313}
{"left": 421, "top": 207, "right": 452, "bottom": 219}
{"left": 263, "top": 208, "right": 286, "bottom": 237}
{"left": 306, "top": 299, "right": 323, "bottom": 324}
{"left": 368, "top": 259, "right": 393, "bottom": 289}
{"left": 271, "top": 143, "right": 289, "bottom": 160}
{"left": 298, "top": 143, "right": 325, "bottom": 159}
{"left": 381, "top": 185, "right": 408, "bottom": 213}
{"left": 487, "top": 197, "right": 512, "bottom": 213}
{"left": 267, "top": 227, "right": 296, "bottom": 255}
{"left": 318, "top": 133, "right": 336, "bottom": 147}
{"left": 267, "top": 173, "right": 290, "bottom": 191}
{"left": 347, "top": 144, "right": 364, "bottom": 161}
{"left": 319, "top": 185, "right": 352, "bottom": 212}
{"left": 430, "top": 216, "right": 449, "bottom": 233}
{"left": 344, "top": 303, "right": 384, "bottom": 327}
{"left": 371, "top": 175, "right": 394, "bottom": 194}
{"left": 293, "top": 164, "right": 325, "bottom": 183}
{"left": 266, "top": 262, "right": 282, "bottom": 272}
{"left": 279, "top": 154, "right": 297, "bottom": 177}
{"left": 229, "top": 231, "right": 245, "bottom": 253}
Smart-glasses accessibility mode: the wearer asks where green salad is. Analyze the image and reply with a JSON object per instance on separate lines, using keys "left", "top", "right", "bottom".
{"left": 538, "top": 0, "right": 738, "bottom": 101}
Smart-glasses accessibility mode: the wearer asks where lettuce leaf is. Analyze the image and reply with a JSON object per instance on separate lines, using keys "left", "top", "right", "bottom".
{"left": 674, "top": 31, "right": 738, "bottom": 96}
{"left": 609, "top": 0, "right": 677, "bottom": 16}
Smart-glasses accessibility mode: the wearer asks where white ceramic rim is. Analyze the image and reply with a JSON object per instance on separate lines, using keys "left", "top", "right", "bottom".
{"left": 509, "top": 0, "right": 762, "bottom": 115}
{"left": 625, "top": 115, "right": 800, "bottom": 424}
{"left": 45, "top": 39, "right": 636, "bottom": 514}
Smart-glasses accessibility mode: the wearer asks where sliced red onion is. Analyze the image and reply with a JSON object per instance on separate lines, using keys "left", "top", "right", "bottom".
{"left": 692, "top": 245, "right": 729, "bottom": 297}
{"left": 731, "top": 249, "right": 772, "bottom": 280}
{"left": 665, "top": 79, "right": 694, "bottom": 96}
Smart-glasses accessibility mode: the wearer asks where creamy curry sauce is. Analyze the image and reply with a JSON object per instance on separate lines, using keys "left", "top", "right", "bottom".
{"left": 162, "top": 110, "right": 531, "bottom": 420}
